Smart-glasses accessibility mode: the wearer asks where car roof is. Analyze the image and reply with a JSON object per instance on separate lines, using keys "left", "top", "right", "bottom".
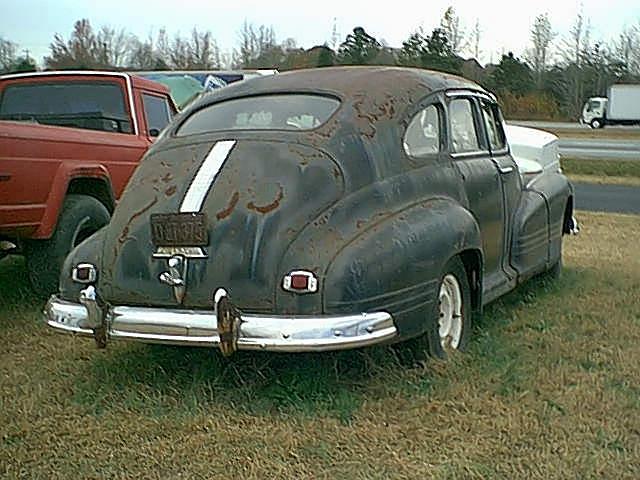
{"left": 190, "top": 66, "right": 485, "bottom": 108}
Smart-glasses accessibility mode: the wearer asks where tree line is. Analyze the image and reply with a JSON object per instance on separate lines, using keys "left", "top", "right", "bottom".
{"left": 1, "top": 7, "right": 639, "bottom": 120}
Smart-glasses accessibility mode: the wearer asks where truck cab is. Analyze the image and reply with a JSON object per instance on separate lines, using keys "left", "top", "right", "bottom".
{"left": 581, "top": 97, "right": 607, "bottom": 129}
{"left": 0, "top": 71, "right": 175, "bottom": 293}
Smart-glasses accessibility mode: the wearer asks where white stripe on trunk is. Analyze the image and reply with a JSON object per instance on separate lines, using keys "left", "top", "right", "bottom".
{"left": 180, "top": 140, "right": 236, "bottom": 213}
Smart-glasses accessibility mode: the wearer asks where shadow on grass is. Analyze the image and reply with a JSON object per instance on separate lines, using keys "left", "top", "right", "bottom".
{"left": 0, "top": 256, "right": 44, "bottom": 328}
{"left": 71, "top": 265, "right": 594, "bottom": 421}
{"left": 74, "top": 343, "right": 414, "bottom": 423}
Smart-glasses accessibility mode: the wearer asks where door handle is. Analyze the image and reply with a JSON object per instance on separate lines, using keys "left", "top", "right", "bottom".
{"left": 0, "top": 173, "right": 11, "bottom": 182}
{"left": 498, "top": 166, "right": 514, "bottom": 174}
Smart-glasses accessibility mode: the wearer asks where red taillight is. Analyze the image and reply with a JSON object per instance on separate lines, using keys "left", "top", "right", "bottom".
{"left": 283, "top": 270, "right": 318, "bottom": 294}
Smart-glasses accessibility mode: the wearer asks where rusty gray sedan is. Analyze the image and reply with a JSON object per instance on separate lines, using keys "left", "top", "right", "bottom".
{"left": 45, "top": 67, "right": 577, "bottom": 358}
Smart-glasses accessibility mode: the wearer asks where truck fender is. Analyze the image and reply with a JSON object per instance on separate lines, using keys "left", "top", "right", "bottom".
{"left": 323, "top": 198, "right": 482, "bottom": 338}
{"left": 35, "top": 163, "right": 113, "bottom": 238}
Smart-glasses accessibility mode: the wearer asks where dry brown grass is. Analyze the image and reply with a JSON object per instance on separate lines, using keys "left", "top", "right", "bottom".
{"left": 2, "top": 211, "right": 640, "bottom": 479}
{"left": 567, "top": 174, "right": 640, "bottom": 186}
{"left": 550, "top": 128, "right": 640, "bottom": 141}
{"left": 562, "top": 157, "right": 640, "bottom": 179}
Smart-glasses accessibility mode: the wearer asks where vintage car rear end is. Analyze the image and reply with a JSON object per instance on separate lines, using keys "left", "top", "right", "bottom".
{"left": 47, "top": 69, "right": 428, "bottom": 353}
{"left": 45, "top": 67, "right": 574, "bottom": 358}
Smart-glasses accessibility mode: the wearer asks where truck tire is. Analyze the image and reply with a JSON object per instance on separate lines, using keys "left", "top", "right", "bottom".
{"left": 25, "top": 194, "right": 110, "bottom": 295}
{"left": 590, "top": 118, "right": 603, "bottom": 129}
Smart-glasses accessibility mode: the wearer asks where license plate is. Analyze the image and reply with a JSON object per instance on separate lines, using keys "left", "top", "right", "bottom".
{"left": 150, "top": 213, "right": 208, "bottom": 246}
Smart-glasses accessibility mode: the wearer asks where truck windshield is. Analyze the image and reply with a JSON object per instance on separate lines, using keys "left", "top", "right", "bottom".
{"left": 177, "top": 94, "right": 340, "bottom": 136}
{"left": 0, "top": 81, "right": 131, "bottom": 133}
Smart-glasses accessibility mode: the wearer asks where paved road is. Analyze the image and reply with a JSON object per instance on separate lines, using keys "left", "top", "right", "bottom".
{"left": 508, "top": 121, "right": 640, "bottom": 161}
{"left": 510, "top": 120, "right": 640, "bottom": 131}
{"left": 559, "top": 138, "right": 640, "bottom": 161}
{"left": 574, "top": 182, "right": 640, "bottom": 214}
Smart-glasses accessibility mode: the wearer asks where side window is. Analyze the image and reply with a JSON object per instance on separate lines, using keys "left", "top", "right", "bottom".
{"left": 480, "top": 100, "right": 506, "bottom": 151}
{"left": 449, "top": 98, "right": 481, "bottom": 153}
{"left": 143, "top": 94, "right": 172, "bottom": 136}
{"left": 403, "top": 104, "right": 441, "bottom": 157}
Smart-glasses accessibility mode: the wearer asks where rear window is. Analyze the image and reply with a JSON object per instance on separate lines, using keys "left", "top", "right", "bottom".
{"left": 0, "top": 81, "right": 131, "bottom": 133}
{"left": 177, "top": 94, "right": 340, "bottom": 136}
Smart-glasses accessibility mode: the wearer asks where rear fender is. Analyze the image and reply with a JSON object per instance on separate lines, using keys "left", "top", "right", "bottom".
{"left": 323, "top": 198, "right": 482, "bottom": 338}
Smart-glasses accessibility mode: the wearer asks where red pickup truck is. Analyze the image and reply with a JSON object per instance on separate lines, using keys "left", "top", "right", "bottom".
{"left": 0, "top": 71, "right": 175, "bottom": 293}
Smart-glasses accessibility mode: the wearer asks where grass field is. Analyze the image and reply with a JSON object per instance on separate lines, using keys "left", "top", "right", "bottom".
{"left": 561, "top": 158, "right": 640, "bottom": 178}
{"left": 543, "top": 127, "right": 640, "bottom": 141}
{"left": 1, "top": 211, "right": 640, "bottom": 479}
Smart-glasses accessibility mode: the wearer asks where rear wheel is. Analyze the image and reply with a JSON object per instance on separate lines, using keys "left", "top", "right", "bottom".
{"left": 25, "top": 194, "right": 110, "bottom": 295}
{"left": 425, "top": 257, "right": 473, "bottom": 359}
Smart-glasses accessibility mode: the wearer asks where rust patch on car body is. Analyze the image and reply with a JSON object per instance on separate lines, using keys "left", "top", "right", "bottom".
{"left": 216, "top": 191, "right": 240, "bottom": 220}
{"left": 247, "top": 186, "right": 284, "bottom": 214}
{"left": 117, "top": 197, "right": 158, "bottom": 244}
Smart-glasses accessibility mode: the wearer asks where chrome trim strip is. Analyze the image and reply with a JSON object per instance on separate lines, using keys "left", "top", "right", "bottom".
{"left": 124, "top": 75, "right": 139, "bottom": 135}
{"left": 445, "top": 89, "right": 492, "bottom": 99}
{"left": 152, "top": 246, "right": 207, "bottom": 259}
{"left": 180, "top": 140, "right": 236, "bottom": 213}
{"left": 450, "top": 150, "right": 491, "bottom": 159}
{"left": 44, "top": 296, "right": 397, "bottom": 352}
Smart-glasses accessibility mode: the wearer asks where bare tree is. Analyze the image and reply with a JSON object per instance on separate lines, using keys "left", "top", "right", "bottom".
{"left": 526, "top": 13, "right": 555, "bottom": 88}
{"left": 612, "top": 22, "right": 640, "bottom": 75}
{"left": 234, "top": 21, "right": 279, "bottom": 68}
{"left": 129, "top": 34, "right": 158, "bottom": 70}
{"left": 555, "top": 9, "right": 597, "bottom": 118}
{"left": 46, "top": 19, "right": 133, "bottom": 69}
{"left": 96, "top": 26, "right": 129, "bottom": 68}
{"left": 470, "top": 18, "right": 482, "bottom": 61}
{"left": 330, "top": 17, "right": 340, "bottom": 50}
{"left": 46, "top": 19, "right": 99, "bottom": 69}
{"left": 189, "top": 28, "right": 221, "bottom": 69}
{"left": 440, "top": 6, "right": 466, "bottom": 54}
{"left": 0, "top": 36, "right": 17, "bottom": 72}
{"left": 563, "top": 8, "right": 591, "bottom": 66}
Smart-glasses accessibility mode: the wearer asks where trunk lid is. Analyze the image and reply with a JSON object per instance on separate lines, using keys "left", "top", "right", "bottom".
{"left": 99, "top": 137, "right": 344, "bottom": 311}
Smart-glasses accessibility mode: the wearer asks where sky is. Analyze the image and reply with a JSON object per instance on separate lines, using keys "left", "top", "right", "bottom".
{"left": 2, "top": 0, "right": 640, "bottom": 66}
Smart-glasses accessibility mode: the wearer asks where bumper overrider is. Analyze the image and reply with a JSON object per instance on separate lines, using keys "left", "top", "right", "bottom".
{"left": 44, "top": 286, "right": 398, "bottom": 355}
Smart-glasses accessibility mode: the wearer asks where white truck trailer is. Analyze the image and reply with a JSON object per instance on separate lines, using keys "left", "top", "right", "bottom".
{"left": 581, "top": 84, "right": 640, "bottom": 129}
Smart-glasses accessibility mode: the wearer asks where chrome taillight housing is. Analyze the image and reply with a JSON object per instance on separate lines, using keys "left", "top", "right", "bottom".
{"left": 71, "top": 263, "right": 97, "bottom": 284}
{"left": 282, "top": 270, "right": 318, "bottom": 294}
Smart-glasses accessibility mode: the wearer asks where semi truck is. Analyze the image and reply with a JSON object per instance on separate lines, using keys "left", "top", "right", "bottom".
{"left": 581, "top": 84, "right": 640, "bottom": 129}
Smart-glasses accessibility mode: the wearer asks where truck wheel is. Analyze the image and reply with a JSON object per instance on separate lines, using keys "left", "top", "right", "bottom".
{"left": 425, "top": 257, "right": 473, "bottom": 360}
{"left": 25, "top": 194, "right": 110, "bottom": 295}
{"left": 590, "top": 118, "right": 603, "bottom": 129}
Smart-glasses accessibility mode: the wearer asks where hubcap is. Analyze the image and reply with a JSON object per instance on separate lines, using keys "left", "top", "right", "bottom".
{"left": 438, "top": 274, "right": 463, "bottom": 350}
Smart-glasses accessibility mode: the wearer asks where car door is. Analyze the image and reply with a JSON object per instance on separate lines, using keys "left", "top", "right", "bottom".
{"left": 477, "top": 97, "right": 521, "bottom": 279}
{"left": 445, "top": 92, "right": 515, "bottom": 302}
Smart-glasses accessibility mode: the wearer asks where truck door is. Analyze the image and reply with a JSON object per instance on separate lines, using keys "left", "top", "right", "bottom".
{"left": 140, "top": 92, "right": 174, "bottom": 142}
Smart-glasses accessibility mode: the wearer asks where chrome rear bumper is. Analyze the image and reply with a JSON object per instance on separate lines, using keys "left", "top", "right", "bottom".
{"left": 44, "top": 289, "right": 397, "bottom": 353}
